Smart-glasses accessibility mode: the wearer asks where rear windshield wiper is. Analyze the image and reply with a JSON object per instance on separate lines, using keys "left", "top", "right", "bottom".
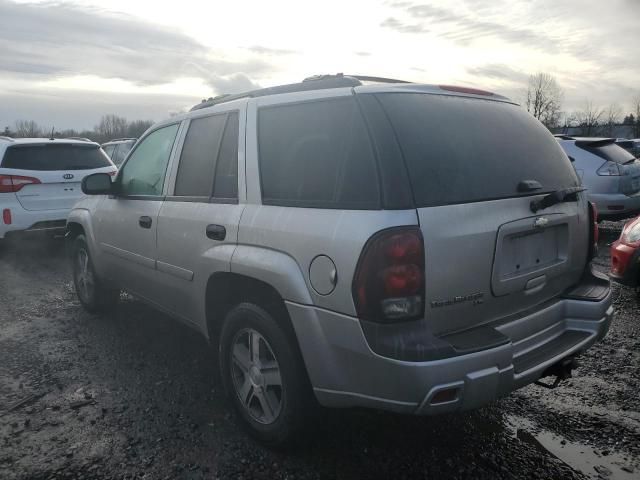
{"left": 530, "top": 186, "right": 586, "bottom": 213}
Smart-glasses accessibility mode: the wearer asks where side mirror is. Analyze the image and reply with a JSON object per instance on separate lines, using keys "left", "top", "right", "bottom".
{"left": 82, "top": 173, "right": 113, "bottom": 195}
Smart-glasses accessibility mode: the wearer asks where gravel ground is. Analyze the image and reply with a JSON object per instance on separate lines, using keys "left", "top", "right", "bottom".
{"left": 0, "top": 224, "right": 638, "bottom": 480}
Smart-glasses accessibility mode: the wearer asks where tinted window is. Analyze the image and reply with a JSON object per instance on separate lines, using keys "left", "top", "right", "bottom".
{"left": 111, "top": 141, "right": 134, "bottom": 166}
{"left": 103, "top": 144, "right": 115, "bottom": 158}
{"left": 579, "top": 142, "right": 635, "bottom": 164}
{"left": 2, "top": 144, "right": 112, "bottom": 170}
{"left": 119, "top": 124, "right": 179, "bottom": 196}
{"left": 258, "top": 98, "right": 380, "bottom": 209}
{"left": 376, "top": 93, "right": 579, "bottom": 207}
{"left": 174, "top": 114, "right": 226, "bottom": 197}
{"left": 213, "top": 112, "right": 239, "bottom": 199}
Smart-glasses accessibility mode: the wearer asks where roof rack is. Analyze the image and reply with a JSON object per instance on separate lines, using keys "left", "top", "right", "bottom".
{"left": 190, "top": 73, "right": 412, "bottom": 111}
{"left": 66, "top": 137, "right": 93, "bottom": 142}
{"left": 105, "top": 138, "right": 137, "bottom": 143}
{"left": 0, "top": 136, "right": 15, "bottom": 142}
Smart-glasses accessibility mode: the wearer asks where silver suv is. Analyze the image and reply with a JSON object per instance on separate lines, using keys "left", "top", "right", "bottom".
{"left": 67, "top": 74, "right": 613, "bottom": 446}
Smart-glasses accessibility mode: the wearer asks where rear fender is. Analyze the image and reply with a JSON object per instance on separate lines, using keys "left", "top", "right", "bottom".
{"left": 230, "top": 245, "right": 313, "bottom": 305}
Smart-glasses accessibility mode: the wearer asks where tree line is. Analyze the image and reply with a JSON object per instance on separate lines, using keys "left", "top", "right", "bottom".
{"left": 2, "top": 115, "right": 154, "bottom": 145}
{"left": 525, "top": 72, "right": 640, "bottom": 137}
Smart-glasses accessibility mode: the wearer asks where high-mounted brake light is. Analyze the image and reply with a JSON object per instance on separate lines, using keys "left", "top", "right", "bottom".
{"left": 353, "top": 227, "right": 425, "bottom": 323}
{"left": 438, "top": 85, "right": 494, "bottom": 96}
{"left": 0, "top": 174, "right": 41, "bottom": 193}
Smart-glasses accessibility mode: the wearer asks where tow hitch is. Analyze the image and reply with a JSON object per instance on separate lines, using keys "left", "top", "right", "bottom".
{"left": 534, "top": 357, "right": 578, "bottom": 389}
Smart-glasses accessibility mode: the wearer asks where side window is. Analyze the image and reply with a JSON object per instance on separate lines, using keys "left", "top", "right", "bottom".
{"left": 112, "top": 143, "right": 131, "bottom": 166}
{"left": 257, "top": 98, "right": 380, "bottom": 209}
{"left": 103, "top": 145, "right": 115, "bottom": 158}
{"left": 110, "top": 145, "right": 122, "bottom": 165}
{"left": 213, "top": 112, "right": 239, "bottom": 199}
{"left": 174, "top": 114, "right": 226, "bottom": 197}
{"left": 119, "top": 124, "right": 179, "bottom": 197}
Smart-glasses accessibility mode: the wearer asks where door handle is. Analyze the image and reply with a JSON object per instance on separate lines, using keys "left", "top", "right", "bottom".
{"left": 206, "top": 224, "right": 226, "bottom": 241}
{"left": 139, "top": 216, "right": 152, "bottom": 229}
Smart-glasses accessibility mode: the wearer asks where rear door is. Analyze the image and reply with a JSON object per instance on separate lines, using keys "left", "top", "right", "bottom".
{"left": 155, "top": 109, "right": 244, "bottom": 324}
{"left": 0, "top": 143, "right": 114, "bottom": 211}
{"left": 370, "top": 92, "right": 588, "bottom": 335}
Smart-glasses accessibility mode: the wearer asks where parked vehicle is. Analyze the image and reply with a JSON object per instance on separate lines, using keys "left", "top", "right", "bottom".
{"left": 557, "top": 137, "right": 640, "bottom": 220}
{"left": 101, "top": 138, "right": 136, "bottom": 167}
{"left": 615, "top": 138, "right": 640, "bottom": 158}
{"left": 0, "top": 137, "right": 116, "bottom": 241}
{"left": 67, "top": 74, "right": 613, "bottom": 446}
{"left": 610, "top": 214, "right": 640, "bottom": 287}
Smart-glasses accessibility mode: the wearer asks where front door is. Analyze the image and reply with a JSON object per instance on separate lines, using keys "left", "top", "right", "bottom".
{"left": 95, "top": 123, "right": 181, "bottom": 301}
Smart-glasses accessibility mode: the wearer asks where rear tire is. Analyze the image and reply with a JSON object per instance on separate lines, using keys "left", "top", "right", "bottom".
{"left": 219, "top": 302, "right": 315, "bottom": 447}
{"left": 71, "top": 234, "right": 119, "bottom": 312}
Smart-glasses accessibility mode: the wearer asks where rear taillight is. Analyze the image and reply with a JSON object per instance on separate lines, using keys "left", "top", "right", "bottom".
{"left": 588, "top": 201, "right": 598, "bottom": 259}
{"left": 596, "top": 161, "right": 621, "bottom": 176}
{"left": 0, "top": 174, "right": 41, "bottom": 193}
{"left": 352, "top": 227, "right": 425, "bottom": 323}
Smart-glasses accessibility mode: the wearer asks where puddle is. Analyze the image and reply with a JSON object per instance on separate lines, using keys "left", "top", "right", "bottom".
{"left": 507, "top": 415, "right": 636, "bottom": 479}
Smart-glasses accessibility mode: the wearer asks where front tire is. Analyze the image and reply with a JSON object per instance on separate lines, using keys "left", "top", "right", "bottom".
{"left": 219, "top": 303, "right": 314, "bottom": 447}
{"left": 71, "top": 234, "right": 119, "bottom": 312}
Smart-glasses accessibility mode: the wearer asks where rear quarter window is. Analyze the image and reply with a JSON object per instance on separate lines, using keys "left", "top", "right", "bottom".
{"left": 1, "top": 144, "right": 113, "bottom": 170}
{"left": 375, "top": 93, "right": 579, "bottom": 207}
{"left": 257, "top": 97, "right": 381, "bottom": 209}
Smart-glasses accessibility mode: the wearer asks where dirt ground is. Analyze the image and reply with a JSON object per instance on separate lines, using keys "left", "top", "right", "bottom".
{"left": 0, "top": 222, "right": 638, "bottom": 479}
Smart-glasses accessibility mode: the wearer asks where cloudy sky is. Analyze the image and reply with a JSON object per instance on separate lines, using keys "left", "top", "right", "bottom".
{"left": 0, "top": 0, "right": 638, "bottom": 130}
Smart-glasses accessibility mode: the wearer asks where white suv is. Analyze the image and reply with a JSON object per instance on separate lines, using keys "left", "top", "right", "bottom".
{"left": 0, "top": 137, "right": 116, "bottom": 241}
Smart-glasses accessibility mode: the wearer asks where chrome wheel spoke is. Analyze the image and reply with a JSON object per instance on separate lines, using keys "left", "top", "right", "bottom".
{"left": 262, "top": 363, "right": 282, "bottom": 387}
{"left": 254, "top": 389, "right": 276, "bottom": 423}
{"left": 238, "top": 377, "right": 253, "bottom": 405}
{"left": 230, "top": 328, "right": 283, "bottom": 425}
{"left": 232, "top": 344, "right": 251, "bottom": 373}
{"left": 250, "top": 330, "right": 261, "bottom": 365}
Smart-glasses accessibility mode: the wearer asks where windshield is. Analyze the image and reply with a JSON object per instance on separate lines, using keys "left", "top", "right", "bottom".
{"left": 375, "top": 93, "right": 579, "bottom": 207}
{"left": 1, "top": 144, "right": 113, "bottom": 170}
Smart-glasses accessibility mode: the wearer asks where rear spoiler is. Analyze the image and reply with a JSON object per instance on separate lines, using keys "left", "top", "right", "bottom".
{"left": 575, "top": 138, "right": 616, "bottom": 148}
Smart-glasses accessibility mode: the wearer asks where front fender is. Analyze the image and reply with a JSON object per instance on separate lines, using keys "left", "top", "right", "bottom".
{"left": 230, "top": 245, "right": 313, "bottom": 305}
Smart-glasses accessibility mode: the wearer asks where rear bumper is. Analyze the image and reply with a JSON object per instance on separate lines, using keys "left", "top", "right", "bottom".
{"left": 589, "top": 192, "right": 640, "bottom": 220}
{"left": 288, "top": 276, "right": 612, "bottom": 414}
{"left": 0, "top": 202, "right": 69, "bottom": 239}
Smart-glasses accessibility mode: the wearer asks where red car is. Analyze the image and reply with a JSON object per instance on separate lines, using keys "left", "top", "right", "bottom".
{"left": 610, "top": 215, "right": 640, "bottom": 287}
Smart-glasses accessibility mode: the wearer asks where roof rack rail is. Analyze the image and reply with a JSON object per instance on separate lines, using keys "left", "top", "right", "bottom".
{"left": 190, "top": 73, "right": 411, "bottom": 112}
{"left": 106, "top": 138, "right": 137, "bottom": 142}
{"left": 0, "top": 136, "right": 15, "bottom": 142}
{"left": 66, "top": 137, "right": 93, "bottom": 142}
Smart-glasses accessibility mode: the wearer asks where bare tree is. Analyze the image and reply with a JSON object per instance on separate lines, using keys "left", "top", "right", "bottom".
{"left": 574, "top": 101, "right": 604, "bottom": 136}
{"left": 605, "top": 103, "right": 622, "bottom": 137}
{"left": 95, "top": 114, "right": 128, "bottom": 142}
{"left": 14, "top": 120, "right": 42, "bottom": 138}
{"left": 525, "top": 73, "right": 563, "bottom": 128}
{"left": 126, "top": 120, "right": 153, "bottom": 138}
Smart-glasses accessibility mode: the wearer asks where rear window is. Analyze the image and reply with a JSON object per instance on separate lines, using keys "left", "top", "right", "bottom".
{"left": 375, "top": 93, "right": 579, "bottom": 207}
{"left": 2, "top": 144, "right": 113, "bottom": 170}
{"left": 580, "top": 142, "right": 636, "bottom": 164}
{"left": 258, "top": 97, "right": 380, "bottom": 209}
